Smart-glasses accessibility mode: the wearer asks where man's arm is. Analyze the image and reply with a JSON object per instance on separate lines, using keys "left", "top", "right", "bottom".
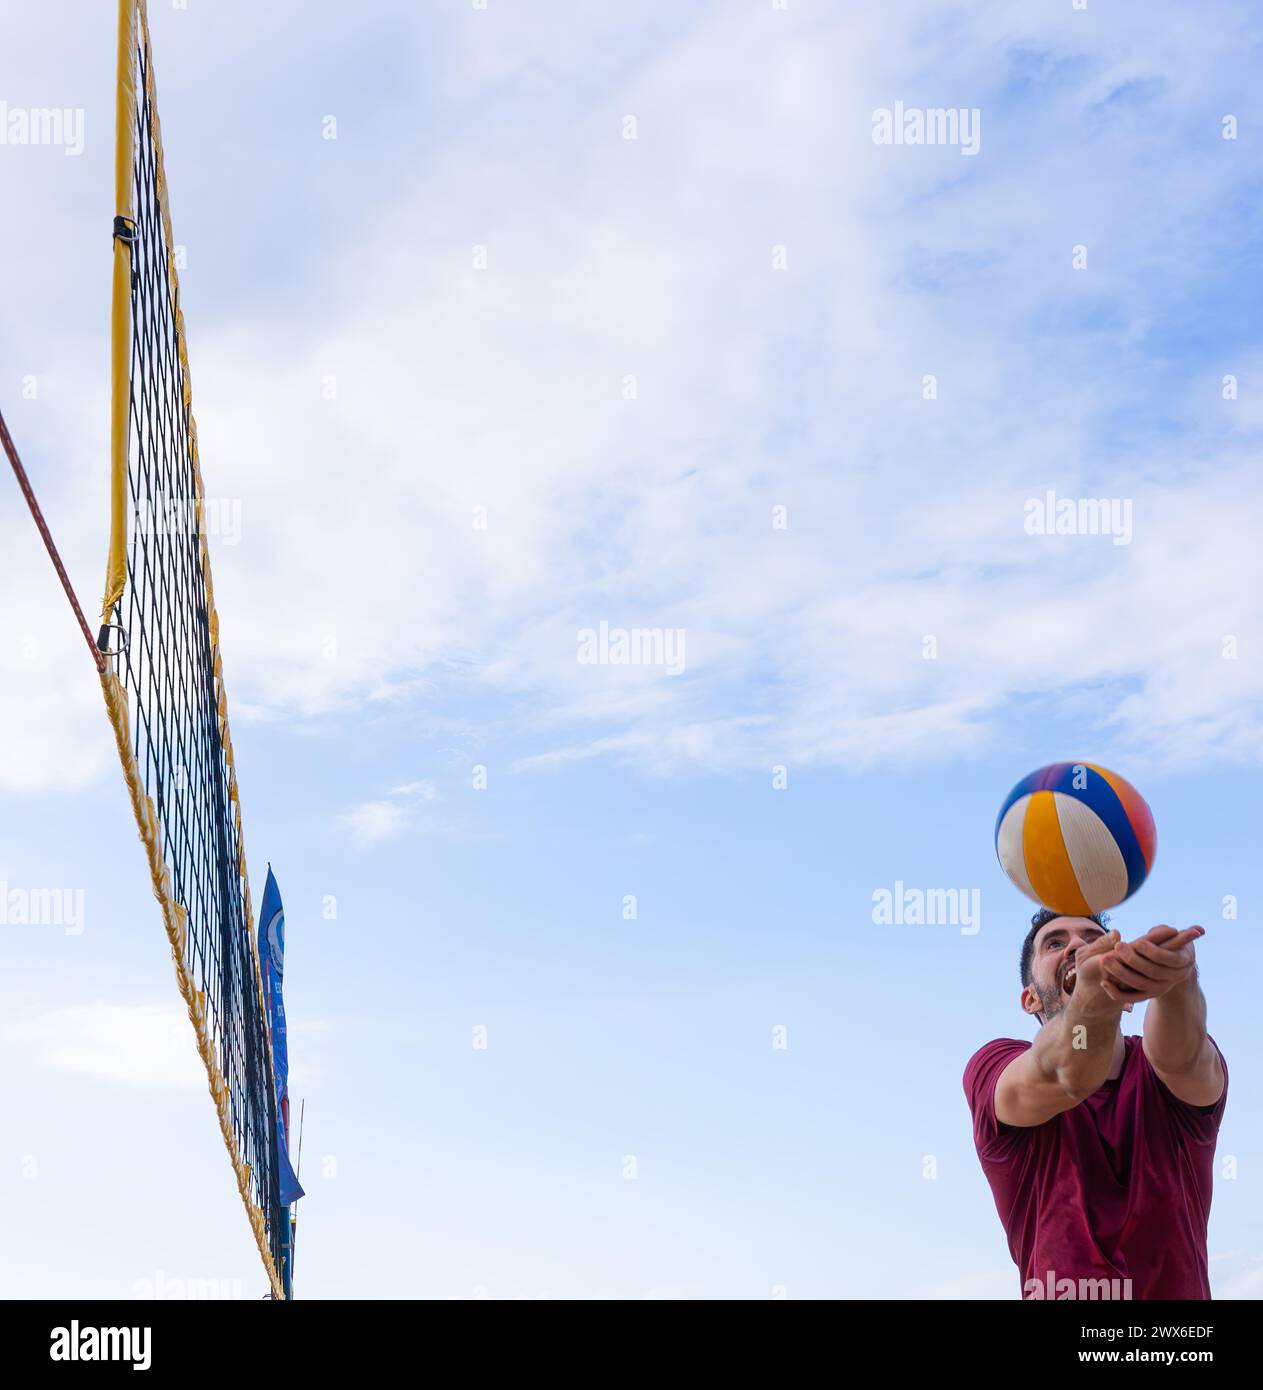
{"left": 1100, "top": 924, "right": 1223, "bottom": 1107}
{"left": 994, "top": 930, "right": 1126, "bottom": 1128}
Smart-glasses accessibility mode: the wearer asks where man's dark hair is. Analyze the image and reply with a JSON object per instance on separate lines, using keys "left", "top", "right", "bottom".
{"left": 1020, "top": 907, "right": 1110, "bottom": 988}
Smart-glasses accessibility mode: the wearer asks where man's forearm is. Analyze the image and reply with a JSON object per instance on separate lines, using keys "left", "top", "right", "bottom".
{"left": 1030, "top": 988, "right": 1123, "bottom": 1099}
{"left": 1144, "top": 970, "right": 1207, "bottom": 1073}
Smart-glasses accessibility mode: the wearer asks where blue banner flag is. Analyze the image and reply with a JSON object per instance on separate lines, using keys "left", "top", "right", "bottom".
{"left": 258, "top": 866, "right": 304, "bottom": 1208}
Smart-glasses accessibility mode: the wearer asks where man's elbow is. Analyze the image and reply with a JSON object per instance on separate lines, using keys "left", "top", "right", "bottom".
{"left": 1054, "top": 1064, "right": 1109, "bottom": 1108}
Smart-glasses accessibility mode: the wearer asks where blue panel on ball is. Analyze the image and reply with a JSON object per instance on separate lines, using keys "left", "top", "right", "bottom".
{"left": 993, "top": 762, "right": 1072, "bottom": 846}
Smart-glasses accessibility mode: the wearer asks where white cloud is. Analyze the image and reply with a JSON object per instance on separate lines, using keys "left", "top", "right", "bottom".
{"left": 169, "top": 0, "right": 1263, "bottom": 778}
{"left": 338, "top": 799, "right": 410, "bottom": 849}
{"left": 337, "top": 780, "right": 446, "bottom": 848}
{"left": 391, "top": 781, "right": 439, "bottom": 800}
{"left": 1, "top": 1003, "right": 204, "bottom": 1088}
{"left": 3, "top": 0, "right": 1262, "bottom": 790}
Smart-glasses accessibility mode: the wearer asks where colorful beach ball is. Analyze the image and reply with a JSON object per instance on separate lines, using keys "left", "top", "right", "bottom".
{"left": 995, "top": 762, "right": 1157, "bottom": 915}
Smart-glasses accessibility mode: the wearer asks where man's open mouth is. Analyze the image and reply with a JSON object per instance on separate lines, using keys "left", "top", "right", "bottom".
{"left": 1062, "top": 966, "right": 1077, "bottom": 995}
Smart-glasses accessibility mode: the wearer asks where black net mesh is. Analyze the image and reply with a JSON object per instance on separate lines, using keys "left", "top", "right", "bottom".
{"left": 102, "top": 20, "right": 284, "bottom": 1280}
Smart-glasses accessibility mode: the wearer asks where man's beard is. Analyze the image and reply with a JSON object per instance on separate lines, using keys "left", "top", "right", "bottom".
{"left": 1037, "top": 981, "right": 1066, "bottom": 1021}
{"left": 1037, "top": 959, "right": 1074, "bottom": 1021}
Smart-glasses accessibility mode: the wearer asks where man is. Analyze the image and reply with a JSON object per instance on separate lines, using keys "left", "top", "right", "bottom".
{"left": 964, "top": 910, "right": 1227, "bottom": 1300}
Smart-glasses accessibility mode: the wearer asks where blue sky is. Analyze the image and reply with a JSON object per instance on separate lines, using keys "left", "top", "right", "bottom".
{"left": 1, "top": 0, "right": 1262, "bottom": 1298}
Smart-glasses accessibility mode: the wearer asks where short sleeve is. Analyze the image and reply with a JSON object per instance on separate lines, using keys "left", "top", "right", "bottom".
{"left": 964, "top": 1038, "right": 1032, "bottom": 1158}
{"left": 1144, "top": 1035, "right": 1228, "bottom": 1143}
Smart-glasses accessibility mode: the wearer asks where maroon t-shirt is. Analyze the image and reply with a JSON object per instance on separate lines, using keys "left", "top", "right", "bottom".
{"left": 964, "top": 1034, "right": 1227, "bottom": 1300}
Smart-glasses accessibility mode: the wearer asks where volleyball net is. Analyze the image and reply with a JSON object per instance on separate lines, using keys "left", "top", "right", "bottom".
{"left": 96, "top": 0, "right": 286, "bottom": 1297}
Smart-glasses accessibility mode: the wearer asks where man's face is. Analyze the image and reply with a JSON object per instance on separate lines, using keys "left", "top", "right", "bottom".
{"left": 1024, "top": 916, "right": 1107, "bottom": 1022}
